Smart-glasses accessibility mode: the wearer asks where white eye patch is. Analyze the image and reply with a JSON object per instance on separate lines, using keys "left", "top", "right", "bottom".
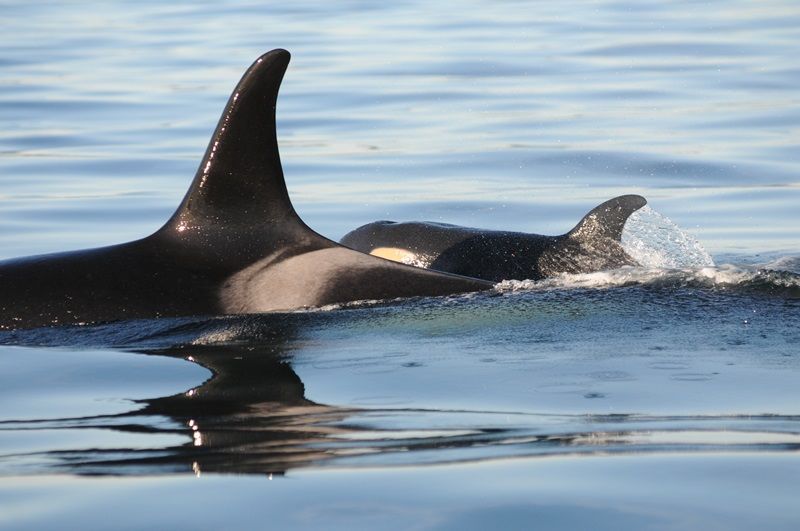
{"left": 369, "top": 247, "right": 416, "bottom": 263}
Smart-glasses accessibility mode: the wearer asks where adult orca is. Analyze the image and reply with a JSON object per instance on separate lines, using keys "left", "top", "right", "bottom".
{"left": 0, "top": 49, "right": 492, "bottom": 330}
{"left": 340, "top": 195, "right": 647, "bottom": 283}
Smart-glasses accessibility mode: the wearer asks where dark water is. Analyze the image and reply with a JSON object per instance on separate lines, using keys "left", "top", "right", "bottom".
{"left": 1, "top": 1, "right": 800, "bottom": 529}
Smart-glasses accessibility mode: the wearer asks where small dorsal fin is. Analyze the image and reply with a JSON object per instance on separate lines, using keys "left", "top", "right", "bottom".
{"left": 566, "top": 195, "right": 647, "bottom": 242}
{"left": 163, "top": 49, "right": 295, "bottom": 231}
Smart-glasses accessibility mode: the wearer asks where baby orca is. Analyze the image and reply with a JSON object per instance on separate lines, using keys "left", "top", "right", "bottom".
{"left": 340, "top": 195, "right": 647, "bottom": 282}
{"left": 0, "top": 50, "right": 492, "bottom": 330}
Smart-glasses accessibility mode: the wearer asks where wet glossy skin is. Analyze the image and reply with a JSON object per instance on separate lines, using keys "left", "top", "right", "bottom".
{"left": 341, "top": 195, "right": 647, "bottom": 282}
{"left": 0, "top": 50, "right": 492, "bottom": 330}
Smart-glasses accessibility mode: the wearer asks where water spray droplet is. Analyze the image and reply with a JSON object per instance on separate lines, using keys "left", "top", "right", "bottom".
{"left": 622, "top": 206, "right": 714, "bottom": 268}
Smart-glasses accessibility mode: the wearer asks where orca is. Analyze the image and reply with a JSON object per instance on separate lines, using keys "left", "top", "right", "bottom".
{"left": 340, "top": 195, "right": 647, "bottom": 282}
{"left": 0, "top": 49, "right": 492, "bottom": 330}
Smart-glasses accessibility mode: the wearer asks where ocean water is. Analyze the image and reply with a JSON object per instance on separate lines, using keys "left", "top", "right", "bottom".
{"left": 1, "top": 1, "right": 799, "bottom": 529}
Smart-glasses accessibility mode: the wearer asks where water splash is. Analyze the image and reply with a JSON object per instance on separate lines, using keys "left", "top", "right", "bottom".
{"left": 621, "top": 206, "right": 715, "bottom": 268}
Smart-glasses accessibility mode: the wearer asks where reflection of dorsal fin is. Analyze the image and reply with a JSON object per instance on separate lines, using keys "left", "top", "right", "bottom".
{"left": 163, "top": 49, "right": 296, "bottom": 232}
{"left": 566, "top": 195, "right": 647, "bottom": 242}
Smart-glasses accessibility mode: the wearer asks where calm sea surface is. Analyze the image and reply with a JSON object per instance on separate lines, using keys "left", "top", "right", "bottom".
{"left": 1, "top": 1, "right": 799, "bottom": 529}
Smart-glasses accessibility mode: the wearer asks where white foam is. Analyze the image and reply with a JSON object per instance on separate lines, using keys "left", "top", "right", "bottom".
{"left": 496, "top": 267, "right": 659, "bottom": 292}
{"left": 496, "top": 261, "right": 800, "bottom": 293}
{"left": 763, "top": 255, "right": 800, "bottom": 274}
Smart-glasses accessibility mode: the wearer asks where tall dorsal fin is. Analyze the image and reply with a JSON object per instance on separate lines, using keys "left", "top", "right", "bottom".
{"left": 566, "top": 194, "right": 647, "bottom": 242}
{"left": 163, "top": 49, "right": 295, "bottom": 232}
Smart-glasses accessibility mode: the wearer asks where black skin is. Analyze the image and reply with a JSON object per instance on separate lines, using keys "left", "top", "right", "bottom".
{"left": 340, "top": 195, "right": 647, "bottom": 283}
{"left": 0, "top": 50, "right": 492, "bottom": 330}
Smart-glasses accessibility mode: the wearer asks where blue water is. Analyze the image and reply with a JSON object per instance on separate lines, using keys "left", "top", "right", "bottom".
{"left": 1, "top": 1, "right": 800, "bottom": 529}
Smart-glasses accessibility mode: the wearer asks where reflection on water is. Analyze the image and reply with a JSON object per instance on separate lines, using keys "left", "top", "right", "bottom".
{"left": 4, "top": 342, "right": 800, "bottom": 477}
{"left": 1, "top": 280, "right": 799, "bottom": 477}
